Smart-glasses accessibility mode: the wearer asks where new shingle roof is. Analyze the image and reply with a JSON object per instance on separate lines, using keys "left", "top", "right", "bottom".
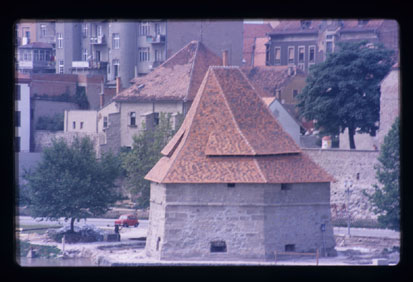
{"left": 113, "top": 41, "right": 222, "bottom": 103}
{"left": 145, "top": 66, "right": 334, "bottom": 184}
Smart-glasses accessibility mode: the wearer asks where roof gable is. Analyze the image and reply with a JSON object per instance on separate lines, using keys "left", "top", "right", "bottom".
{"left": 145, "top": 66, "right": 333, "bottom": 184}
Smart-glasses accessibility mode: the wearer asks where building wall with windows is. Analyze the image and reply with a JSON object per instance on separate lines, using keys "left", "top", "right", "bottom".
{"left": 15, "top": 80, "right": 31, "bottom": 152}
{"left": 64, "top": 110, "right": 98, "bottom": 133}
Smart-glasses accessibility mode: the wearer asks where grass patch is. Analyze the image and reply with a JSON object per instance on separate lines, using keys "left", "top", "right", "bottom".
{"left": 332, "top": 218, "right": 380, "bottom": 229}
{"left": 16, "top": 239, "right": 61, "bottom": 258}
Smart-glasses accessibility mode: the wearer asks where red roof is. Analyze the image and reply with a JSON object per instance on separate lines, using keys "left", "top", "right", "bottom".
{"left": 113, "top": 41, "right": 222, "bottom": 102}
{"left": 145, "top": 66, "right": 333, "bottom": 184}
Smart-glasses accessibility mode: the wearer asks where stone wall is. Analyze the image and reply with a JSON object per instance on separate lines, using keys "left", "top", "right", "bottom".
{"left": 34, "top": 130, "right": 103, "bottom": 156}
{"left": 303, "top": 148, "right": 380, "bottom": 221}
{"left": 100, "top": 112, "right": 121, "bottom": 155}
{"left": 145, "top": 182, "right": 335, "bottom": 261}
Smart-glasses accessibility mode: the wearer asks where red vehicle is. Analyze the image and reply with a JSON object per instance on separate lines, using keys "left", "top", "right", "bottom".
{"left": 114, "top": 214, "right": 139, "bottom": 227}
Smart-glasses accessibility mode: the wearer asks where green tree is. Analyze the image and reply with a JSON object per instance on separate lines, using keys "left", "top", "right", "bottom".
{"left": 36, "top": 113, "right": 64, "bottom": 131}
{"left": 365, "top": 117, "right": 400, "bottom": 230}
{"left": 121, "top": 113, "right": 182, "bottom": 208}
{"left": 75, "top": 85, "right": 90, "bottom": 109}
{"left": 23, "top": 136, "right": 122, "bottom": 232}
{"left": 296, "top": 41, "right": 394, "bottom": 149}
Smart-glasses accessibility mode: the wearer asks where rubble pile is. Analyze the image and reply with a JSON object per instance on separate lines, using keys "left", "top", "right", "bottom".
{"left": 47, "top": 224, "right": 105, "bottom": 243}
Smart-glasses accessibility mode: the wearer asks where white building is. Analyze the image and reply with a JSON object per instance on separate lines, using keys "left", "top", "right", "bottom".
{"left": 64, "top": 110, "right": 98, "bottom": 133}
{"left": 15, "top": 73, "right": 31, "bottom": 152}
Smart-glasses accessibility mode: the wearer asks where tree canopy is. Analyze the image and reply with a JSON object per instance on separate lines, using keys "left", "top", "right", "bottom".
{"left": 365, "top": 117, "right": 400, "bottom": 230}
{"left": 296, "top": 40, "right": 394, "bottom": 149}
{"left": 23, "top": 136, "right": 122, "bottom": 232}
{"left": 121, "top": 113, "right": 182, "bottom": 208}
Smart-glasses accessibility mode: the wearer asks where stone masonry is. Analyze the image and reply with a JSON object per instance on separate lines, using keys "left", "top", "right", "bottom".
{"left": 303, "top": 148, "right": 380, "bottom": 221}
{"left": 146, "top": 182, "right": 336, "bottom": 261}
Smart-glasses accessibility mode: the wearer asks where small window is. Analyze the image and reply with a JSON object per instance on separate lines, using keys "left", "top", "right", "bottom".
{"left": 274, "top": 47, "right": 281, "bottom": 65}
{"left": 40, "top": 24, "right": 47, "bottom": 37}
{"left": 227, "top": 183, "right": 235, "bottom": 188}
{"left": 293, "top": 90, "right": 298, "bottom": 99}
{"left": 156, "top": 237, "right": 161, "bottom": 251}
{"left": 73, "top": 121, "right": 76, "bottom": 129}
{"left": 57, "top": 33, "right": 63, "bottom": 49}
{"left": 309, "top": 46, "right": 315, "bottom": 63}
{"left": 112, "top": 33, "right": 120, "bottom": 49}
{"left": 285, "top": 244, "right": 295, "bottom": 252}
{"left": 154, "top": 112, "right": 159, "bottom": 126}
{"left": 210, "top": 241, "right": 227, "bottom": 253}
{"left": 80, "top": 122, "right": 84, "bottom": 129}
{"left": 356, "top": 173, "right": 360, "bottom": 180}
{"left": 103, "top": 116, "right": 108, "bottom": 128}
{"left": 130, "top": 112, "right": 136, "bottom": 126}
{"left": 288, "top": 47, "right": 295, "bottom": 64}
{"left": 281, "top": 183, "right": 292, "bottom": 191}
{"left": 298, "top": 46, "right": 305, "bottom": 63}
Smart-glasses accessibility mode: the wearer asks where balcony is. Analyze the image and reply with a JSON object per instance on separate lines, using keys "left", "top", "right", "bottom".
{"left": 72, "top": 60, "right": 108, "bottom": 70}
{"left": 90, "top": 35, "right": 106, "bottom": 45}
{"left": 146, "top": 34, "right": 165, "bottom": 44}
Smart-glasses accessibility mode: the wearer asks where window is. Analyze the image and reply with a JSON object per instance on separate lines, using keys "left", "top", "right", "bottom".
{"left": 298, "top": 46, "right": 305, "bottom": 63}
{"left": 293, "top": 89, "right": 298, "bottom": 99}
{"left": 15, "top": 85, "right": 21, "bottom": 100}
{"left": 288, "top": 46, "right": 295, "bottom": 64}
{"left": 154, "top": 49, "right": 162, "bottom": 62}
{"left": 59, "top": 60, "right": 64, "bottom": 74}
{"left": 227, "top": 183, "right": 235, "bottom": 188}
{"left": 285, "top": 244, "right": 295, "bottom": 252}
{"left": 140, "top": 22, "right": 150, "bottom": 36}
{"left": 57, "top": 33, "right": 63, "bottom": 49}
{"left": 154, "top": 112, "right": 159, "bottom": 125}
{"left": 309, "top": 46, "right": 316, "bottom": 63}
{"left": 130, "top": 112, "right": 136, "bottom": 126}
{"left": 82, "top": 48, "right": 88, "bottom": 61}
{"left": 39, "top": 50, "right": 44, "bottom": 61}
{"left": 97, "top": 25, "right": 103, "bottom": 37}
{"left": 139, "top": 47, "right": 150, "bottom": 62}
{"left": 15, "top": 137, "right": 20, "bottom": 152}
{"left": 156, "top": 237, "right": 161, "bottom": 251}
{"left": 112, "top": 59, "right": 119, "bottom": 78}
{"left": 155, "top": 23, "right": 160, "bottom": 35}
{"left": 40, "top": 24, "right": 46, "bottom": 38}
{"left": 33, "top": 50, "right": 38, "bottom": 61}
{"left": 274, "top": 47, "right": 281, "bottom": 65}
{"left": 112, "top": 33, "right": 120, "bottom": 49}
{"left": 210, "top": 241, "right": 227, "bottom": 253}
{"left": 103, "top": 116, "right": 108, "bottom": 128}
{"left": 80, "top": 122, "right": 84, "bottom": 129}
{"left": 281, "top": 183, "right": 292, "bottom": 190}
{"left": 82, "top": 23, "right": 88, "bottom": 37}
{"left": 15, "top": 111, "right": 21, "bottom": 127}
{"left": 326, "top": 41, "right": 333, "bottom": 54}
{"left": 72, "top": 121, "right": 76, "bottom": 129}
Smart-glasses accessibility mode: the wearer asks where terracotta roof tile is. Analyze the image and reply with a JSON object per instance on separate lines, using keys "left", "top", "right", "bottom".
{"left": 113, "top": 41, "right": 222, "bottom": 102}
{"left": 145, "top": 66, "right": 333, "bottom": 184}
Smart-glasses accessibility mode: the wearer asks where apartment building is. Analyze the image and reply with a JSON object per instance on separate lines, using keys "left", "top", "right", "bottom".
{"left": 265, "top": 19, "right": 399, "bottom": 73}
{"left": 33, "top": 19, "right": 242, "bottom": 89}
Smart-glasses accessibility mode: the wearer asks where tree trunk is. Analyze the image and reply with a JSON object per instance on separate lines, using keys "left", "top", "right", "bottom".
{"left": 70, "top": 217, "right": 75, "bottom": 233}
{"left": 348, "top": 126, "right": 356, "bottom": 149}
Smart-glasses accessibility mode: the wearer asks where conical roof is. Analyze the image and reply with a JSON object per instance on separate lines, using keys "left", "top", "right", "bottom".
{"left": 145, "top": 66, "right": 334, "bottom": 184}
{"left": 113, "top": 40, "right": 222, "bottom": 102}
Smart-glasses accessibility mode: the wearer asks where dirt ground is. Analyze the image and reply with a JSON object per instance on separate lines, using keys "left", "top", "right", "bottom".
{"left": 18, "top": 225, "right": 400, "bottom": 266}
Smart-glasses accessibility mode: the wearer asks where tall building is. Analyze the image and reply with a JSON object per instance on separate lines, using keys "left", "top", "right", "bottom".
{"left": 51, "top": 20, "right": 242, "bottom": 89}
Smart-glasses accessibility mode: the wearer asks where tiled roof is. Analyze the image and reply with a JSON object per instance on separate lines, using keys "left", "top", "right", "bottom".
{"left": 145, "top": 66, "right": 333, "bottom": 184}
{"left": 241, "top": 66, "right": 305, "bottom": 97}
{"left": 113, "top": 41, "right": 222, "bottom": 103}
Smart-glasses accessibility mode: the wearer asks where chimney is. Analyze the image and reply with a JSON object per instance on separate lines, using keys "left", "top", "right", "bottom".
{"left": 99, "top": 81, "right": 104, "bottom": 108}
{"left": 116, "top": 76, "right": 122, "bottom": 95}
{"left": 222, "top": 50, "right": 229, "bottom": 66}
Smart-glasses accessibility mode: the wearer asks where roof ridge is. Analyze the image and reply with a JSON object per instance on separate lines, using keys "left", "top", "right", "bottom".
{"left": 158, "top": 40, "right": 198, "bottom": 68}
{"left": 183, "top": 41, "right": 200, "bottom": 102}
{"left": 211, "top": 68, "right": 257, "bottom": 155}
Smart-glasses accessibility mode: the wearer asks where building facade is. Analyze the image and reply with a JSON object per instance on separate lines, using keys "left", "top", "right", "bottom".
{"left": 15, "top": 73, "right": 31, "bottom": 152}
{"left": 144, "top": 66, "right": 336, "bottom": 261}
{"left": 266, "top": 19, "right": 399, "bottom": 73}
{"left": 17, "top": 42, "right": 55, "bottom": 74}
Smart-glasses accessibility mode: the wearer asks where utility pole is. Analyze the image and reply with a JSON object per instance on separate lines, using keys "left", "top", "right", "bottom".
{"left": 344, "top": 179, "right": 353, "bottom": 237}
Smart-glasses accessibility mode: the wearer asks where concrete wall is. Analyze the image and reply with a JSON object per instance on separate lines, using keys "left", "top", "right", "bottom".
{"left": 34, "top": 130, "right": 103, "bottom": 156}
{"left": 64, "top": 110, "right": 98, "bottom": 133}
{"left": 146, "top": 182, "right": 335, "bottom": 261}
{"left": 303, "top": 148, "right": 380, "bottom": 221}
{"left": 16, "top": 82, "right": 31, "bottom": 152}
{"left": 166, "top": 20, "right": 243, "bottom": 66}
{"left": 339, "top": 129, "right": 378, "bottom": 150}
{"left": 99, "top": 112, "right": 121, "bottom": 155}
{"left": 268, "top": 100, "right": 300, "bottom": 145}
